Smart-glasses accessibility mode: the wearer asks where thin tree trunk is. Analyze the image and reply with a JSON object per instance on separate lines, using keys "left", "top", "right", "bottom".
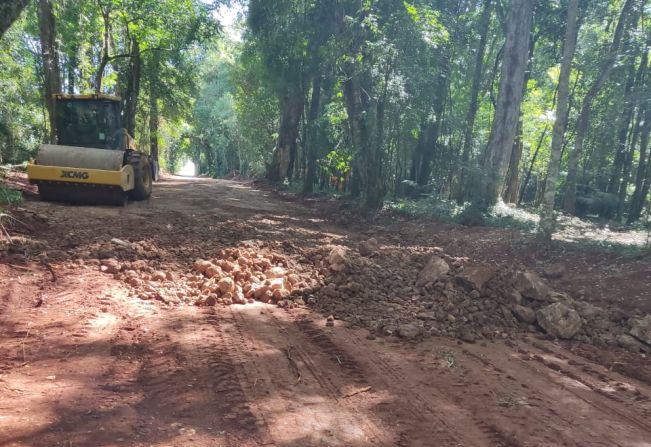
{"left": 123, "top": 39, "right": 141, "bottom": 138}
{"left": 518, "top": 124, "right": 549, "bottom": 205}
{"left": 38, "top": 0, "right": 61, "bottom": 144}
{"left": 303, "top": 73, "right": 322, "bottom": 194}
{"left": 415, "top": 71, "right": 446, "bottom": 186}
{"left": 563, "top": 0, "right": 635, "bottom": 214}
{"left": 617, "top": 108, "right": 642, "bottom": 220}
{"left": 608, "top": 45, "right": 645, "bottom": 194}
{"left": 503, "top": 120, "right": 523, "bottom": 203}
{"left": 149, "top": 90, "right": 159, "bottom": 167}
{"left": 0, "top": 0, "right": 30, "bottom": 38}
{"left": 477, "top": 0, "right": 533, "bottom": 208}
{"left": 67, "top": 52, "right": 76, "bottom": 94}
{"left": 457, "top": 0, "right": 493, "bottom": 200}
{"left": 628, "top": 107, "right": 651, "bottom": 223}
{"left": 539, "top": 0, "right": 579, "bottom": 239}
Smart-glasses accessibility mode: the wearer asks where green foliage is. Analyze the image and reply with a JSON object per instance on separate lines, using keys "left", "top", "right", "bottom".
{"left": 0, "top": 13, "right": 44, "bottom": 164}
{"left": 387, "top": 198, "right": 539, "bottom": 232}
{"left": 1, "top": 0, "right": 649, "bottom": 228}
{"left": 0, "top": 184, "right": 22, "bottom": 206}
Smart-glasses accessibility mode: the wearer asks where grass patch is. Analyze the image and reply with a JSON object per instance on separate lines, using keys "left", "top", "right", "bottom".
{"left": 386, "top": 198, "right": 538, "bottom": 232}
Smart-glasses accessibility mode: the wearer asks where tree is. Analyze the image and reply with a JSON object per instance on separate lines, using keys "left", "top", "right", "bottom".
{"left": 38, "top": 0, "right": 61, "bottom": 144}
{"left": 539, "top": 0, "right": 580, "bottom": 240}
{"left": 476, "top": 0, "right": 534, "bottom": 208}
{"left": 562, "top": 0, "right": 635, "bottom": 214}
{"left": 457, "top": 0, "right": 493, "bottom": 202}
{"left": 0, "top": 0, "right": 30, "bottom": 38}
{"left": 247, "top": 0, "right": 311, "bottom": 182}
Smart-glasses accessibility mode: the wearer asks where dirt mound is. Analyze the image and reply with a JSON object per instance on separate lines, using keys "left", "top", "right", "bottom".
{"left": 99, "top": 241, "right": 319, "bottom": 308}
{"left": 309, "top": 240, "right": 651, "bottom": 352}
{"left": 90, "top": 232, "right": 650, "bottom": 354}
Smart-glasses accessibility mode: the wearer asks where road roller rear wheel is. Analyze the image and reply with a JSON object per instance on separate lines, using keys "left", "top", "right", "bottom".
{"left": 128, "top": 152, "right": 153, "bottom": 201}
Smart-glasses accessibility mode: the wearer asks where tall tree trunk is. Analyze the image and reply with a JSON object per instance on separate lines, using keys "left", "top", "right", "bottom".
{"left": 95, "top": 7, "right": 111, "bottom": 93}
{"left": 303, "top": 73, "right": 322, "bottom": 194}
{"left": 503, "top": 22, "right": 537, "bottom": 204}
{"left": 335, "top": 2, "right": 383, "bottom": 210}
{"left": 476, "top": 0, "right": 533, "bottom": 208}
{"left": 628, "top": 107, "right": 651, "bottom": 223}
{"left": 67, "top": 53, "right": 76, "bottom": 94}
{"left": 519, "top": 124, "right": 549, "bottom": 205}
{"left": 342, "top": 71, "right": 383, "bottom": 210}
{"left": 149, "top": 93, "right": 159, "bottom": 167}
{"left": 503, "top": 120, "right": 523, "bottom": 203}
{"left": 269, "top": 85, "right": 304, "bottom": 181}
{"left": 149, "top": 51, "right": 161, "bottom": 174}
{"left": 457, "top": 0, "right": 493, "bottom": 201}
{"left": 0, "top": 0, "right": 30, "bottom": 38}
{"left": 563, "top": 0, "right": 635, "bottom": 214}
{"left": 539, "top": 0, "right": 580, "bottom": 239}
{"left": 123, "top": 39, "right": 141, "bottom": 137}
{"left": 608, "top": 43, "right": 645, "bottom": 194}
{"left": 38, "top": 0, "right": 61, "bottom": 144}
{"left": 413, "top": 72, "right": 446, "bottom": 186}
{"left": 616, "top": 109, "right": 641, "bottom": 220}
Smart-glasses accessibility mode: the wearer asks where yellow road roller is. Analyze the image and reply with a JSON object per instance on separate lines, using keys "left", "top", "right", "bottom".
{"left": 27, "top": 94, "right": 153, "bottom": 205}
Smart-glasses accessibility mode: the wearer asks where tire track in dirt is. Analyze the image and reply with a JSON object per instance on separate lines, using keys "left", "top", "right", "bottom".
{"left": 230, "top": 304, "right": 391, "bottom": 446}
{"left": 520, "top": 340, "right": 651, "bottom": 432}
{"left": 289, "top": 316, "right": 464, "bottom": 447}
{"left": 295, "top": 311, "right": 628, "bottom": 447}
{"left": 253, "top": 306, "right": 508, "bottom": 447}
{"left": 135, "top": 307, "right": 272, "bottom": 447}
{"left": 458, "top": 339, "right": 651, "bottom": 446}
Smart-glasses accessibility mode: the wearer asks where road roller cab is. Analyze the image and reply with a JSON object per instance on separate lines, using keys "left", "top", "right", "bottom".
{"left": 27, "top": 94, "right": 153, "bottom": 205}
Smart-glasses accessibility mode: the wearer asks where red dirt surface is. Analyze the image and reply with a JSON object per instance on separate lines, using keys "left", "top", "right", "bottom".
{"left": 1, "top": 176, "right": 650, "bottom": 446}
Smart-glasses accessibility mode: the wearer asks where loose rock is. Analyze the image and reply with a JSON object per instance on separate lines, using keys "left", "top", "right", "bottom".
{"left": 417, "top": 256, "right": 450, "bottom": 286}
{"left": 629, "top": 315, "right": 651, "bottom": 346}
{"left": 536, "top": 303, "right": 582, "bottom": 339}
{"left": 512, "top": 271, "right": 551, "bottom": 302}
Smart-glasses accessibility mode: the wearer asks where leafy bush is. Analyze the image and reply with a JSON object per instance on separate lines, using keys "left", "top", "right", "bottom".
{"left": 0, "top": 184, "right": 22, "bottom": 206}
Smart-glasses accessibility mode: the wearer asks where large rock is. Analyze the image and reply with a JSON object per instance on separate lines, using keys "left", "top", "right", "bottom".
{"left": 217, "top": 277, "right": 235, "bottom": 294}
{"left": 617, "top": 334, "right": 651, "bottom": 353}
{"left": 455, "top": 266, "right": 496, "bottom": 291}
{"left": 512, "top": 271, "right": 551, "bottom": 301}
{"left": 512, "top": 305, "right": 536, "bottom": 324}
{"left": 417, "top": 256, "right": 450, "bottom": 286}
{"left": 397, "top": 323, "right": 422, "bottom": 339}
{"left": 629, "top": 315, "right": 651, "bottom": 346}
{"left": 536, "top": 303, "right": 582, "bottom": 339}
{"left": 328, "top": 247, "right": 348, "bottom": 272}
{"left": 100, "top": 258, "right": 121, "bottom": 274}
{"left": 358, "top": 238, "right": 380, "bottom": 257}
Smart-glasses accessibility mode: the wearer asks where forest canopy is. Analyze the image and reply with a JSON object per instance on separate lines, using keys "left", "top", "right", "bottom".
{"left": 1, "top": 0, "right": 650, "bottom": 236}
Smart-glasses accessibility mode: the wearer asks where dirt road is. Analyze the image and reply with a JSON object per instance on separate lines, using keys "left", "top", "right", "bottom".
{"left": 1, "top": 177, "right": 650, "bottom": 446}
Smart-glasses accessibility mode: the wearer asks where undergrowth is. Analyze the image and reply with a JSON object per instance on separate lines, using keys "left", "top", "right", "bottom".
{"left": 0, "top": 184, "right": 22, "bottom": 206}
{"left": 386, "top": 198, "right": 538, "bottom": 232}
{"left": 386, "top": 197, "right": 650, "bottom": 257}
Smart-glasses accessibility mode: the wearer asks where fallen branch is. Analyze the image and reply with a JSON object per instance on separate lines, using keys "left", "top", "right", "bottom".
{"left": 343, "top": 386, "right": 372, "bottom": 398}
{"left": 0, "top": 164, "right": 26, "bottom": 172}
{"left": 284, "top": 347, "right": 302, "bottom": 384}
{"left": 0, "top": 212, "right": 34, "bottom": 244}
{"left": 41, "top": 261, "right": 57, "bottom": 282}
